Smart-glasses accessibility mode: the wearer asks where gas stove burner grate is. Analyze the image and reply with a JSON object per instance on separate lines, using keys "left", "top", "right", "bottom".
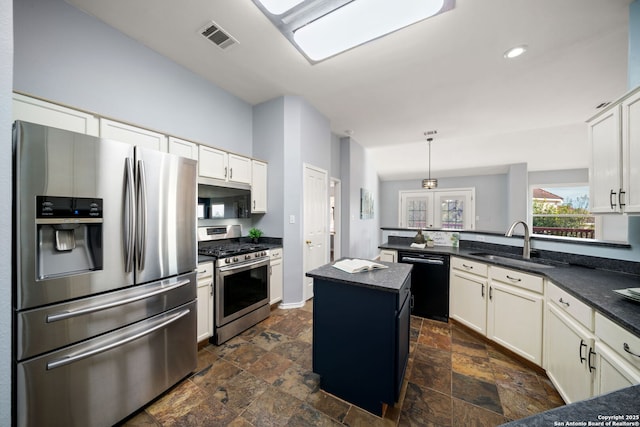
{"left": 198, "top": 242, "right": 269, "bottom": 258}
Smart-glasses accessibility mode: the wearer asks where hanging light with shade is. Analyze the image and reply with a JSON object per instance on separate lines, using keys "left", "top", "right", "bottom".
{"left": 422, "top": 131, "right": 438, "bottom": 189}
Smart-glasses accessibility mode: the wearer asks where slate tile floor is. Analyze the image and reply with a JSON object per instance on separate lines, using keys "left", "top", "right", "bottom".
{"left": 120, "top": 301, "right": 564, "bottom": 426}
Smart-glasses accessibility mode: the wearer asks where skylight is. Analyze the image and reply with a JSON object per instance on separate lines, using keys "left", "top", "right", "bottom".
{"left": 252, "top": 0, "right": 455, "bottom": 63}
{"left": 257, "top": 0, "right": 304, "bottom": 15}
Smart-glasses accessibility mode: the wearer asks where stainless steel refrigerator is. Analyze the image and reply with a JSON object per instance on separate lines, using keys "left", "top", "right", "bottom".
{"left": 13, "top": 121, "right": 198, "bottom": 427}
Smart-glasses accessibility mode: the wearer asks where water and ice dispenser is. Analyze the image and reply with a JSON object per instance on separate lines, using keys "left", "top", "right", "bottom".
{"left": 36, "top": 196, "right": 104, "bottom": 279}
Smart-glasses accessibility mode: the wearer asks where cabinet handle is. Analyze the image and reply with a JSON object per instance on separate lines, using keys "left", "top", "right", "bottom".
{"left": 619, "top": 189, "right": 626, "bottom": 209}
{"left": 253, "top": 200, "right": 256, "bottom": 210}
{"left": 462, "top": 264, "right": 474, "bottom": 270}
{"left": 610, "top": 189, "right": 617, "bottom": 210}
{"left": 481, "top": 284, "right": 485, "bottom": 298}
{"left": 506, "top": 275, "right": 521, "bottom": 282}
{"left": 588, "top": 347, "right": 596, "bottom": 373}
{"left": 230, "top": 168, "right": 233, "bottom": 179}
{"left": 623, "top": 343, "right": 640, "bottom": 358}
{"left": 489, "top": 286, "right": 493, "bottom": 300}
{"left": 224, "top": 166, "right": 228, "bottom": 178}
{"left": 579, "top": 339, "right": 587, "bottom": 364}
{"left": 558, "top": 297, "right": 570, "bottom": 307}
{"left": 411, "top": 295, "right": 415, "bottom": 310}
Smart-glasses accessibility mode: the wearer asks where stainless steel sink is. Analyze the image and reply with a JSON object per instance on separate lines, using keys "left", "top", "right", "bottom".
{"left": 469, "top": 252, "right": 556, "bottom": 269}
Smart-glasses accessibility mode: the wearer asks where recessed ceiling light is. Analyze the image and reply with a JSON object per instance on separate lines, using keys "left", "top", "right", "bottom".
{"left": 504, "top": 45, "right": 528, "bottom": 59}
{"left": 256, "top": 0, "right": 304, "bottom": 15}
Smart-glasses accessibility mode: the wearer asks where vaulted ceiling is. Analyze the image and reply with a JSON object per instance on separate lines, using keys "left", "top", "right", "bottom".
{"left": 66, "top": 0, "right": 632, "bottom": 179}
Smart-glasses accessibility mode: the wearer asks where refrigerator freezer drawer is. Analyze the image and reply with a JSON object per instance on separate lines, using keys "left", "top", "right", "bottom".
{"left": 16, "top": 301, "right": 197, "bottom": 427}
{"left": 17, "top": 271, "right": 196, "bottom": 361}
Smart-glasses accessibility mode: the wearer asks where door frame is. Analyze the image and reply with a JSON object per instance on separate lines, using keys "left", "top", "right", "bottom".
{"left": 330, "top": 177, "right": 341, "bottom": 262}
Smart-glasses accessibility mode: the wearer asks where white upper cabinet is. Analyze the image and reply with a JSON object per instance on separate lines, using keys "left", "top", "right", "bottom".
{"left": 199, "top": 146, "right": 228, "bottom": 180}
{"left": 252, "top": 160, "right": 268, "bottom": 213}
{"left": 168, "top": 137, "right": 198, "bottom": 160}
{"left": 228, "top": 154, "right": 251, "bottom": 184}
{"left": 99, "top": 118, "right": 168, "bottom": 151}
{"left": 399, "top": 188, "right": 475, "bottom": 230}
{"left": 13, "top": 93, "right": 99, "bottom": 136}
{"left": 589, "top": 86, "right": 640, "bottom": 214}
{"left": 621, "top": 90, "right": 640, "bottom": 212}
{"left": 198, "top": 146, "right": 251, "bottom": 185}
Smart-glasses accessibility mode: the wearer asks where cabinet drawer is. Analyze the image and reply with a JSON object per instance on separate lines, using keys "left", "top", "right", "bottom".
{"left": 596, "top": 312, "right": 640, "bottom": 371}
{"left": 270, "top": 248, "right": 282, "bottom": 260}
{"left": 547, "top": 282, "right": 594, "bottom": 330}
{"left": 451, "top": 257, "right": 488, "bottom": 277}
{"left": 197, "top": 262, "right": 214, "bottom": 279}
{"left": 490, "top": 266, "right": 543, "bottom": 294}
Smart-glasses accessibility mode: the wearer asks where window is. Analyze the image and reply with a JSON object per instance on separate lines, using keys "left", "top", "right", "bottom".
{"left": 530, "top": 185, "right": 595, "bottom": 239}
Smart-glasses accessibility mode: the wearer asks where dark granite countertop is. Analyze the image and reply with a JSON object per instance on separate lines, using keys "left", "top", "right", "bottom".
{"left": 500, "top": 384, "right": 640, "bottom": 426}
{"left": 306, "top": 260, "right": 412, "bottom": 293}
{"left": 379, "top": 242, "right": 640, "bottom": 337}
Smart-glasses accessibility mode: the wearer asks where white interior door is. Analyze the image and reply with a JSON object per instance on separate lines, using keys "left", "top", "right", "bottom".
{"left": 303, "top": 164, "right": 328, "bottom": 301}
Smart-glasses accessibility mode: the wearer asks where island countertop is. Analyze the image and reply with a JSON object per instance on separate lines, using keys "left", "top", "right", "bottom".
{"left": 305, "top": 259, "right": 412, "bottom": 293}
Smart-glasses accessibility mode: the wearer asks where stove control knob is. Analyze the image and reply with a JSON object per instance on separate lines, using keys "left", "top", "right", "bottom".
{"left": 225, "top": 258, "right": 230, "bottom": 264}
{"left": 245, "top": 254, "right": 251, "bottom": 260}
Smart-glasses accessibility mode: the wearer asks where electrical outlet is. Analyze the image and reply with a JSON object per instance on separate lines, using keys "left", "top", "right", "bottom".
{"left": 289, "top": 215, "right": 295, "bottom": 224}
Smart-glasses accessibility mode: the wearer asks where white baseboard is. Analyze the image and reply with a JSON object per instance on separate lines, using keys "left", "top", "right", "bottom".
{"left": 277, "top": 300, "right": 306, "bottom": 310}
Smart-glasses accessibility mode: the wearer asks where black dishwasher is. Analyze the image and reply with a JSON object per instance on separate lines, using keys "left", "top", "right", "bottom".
{"left": 398, "top": 252, "right": 450, "bottom": 322}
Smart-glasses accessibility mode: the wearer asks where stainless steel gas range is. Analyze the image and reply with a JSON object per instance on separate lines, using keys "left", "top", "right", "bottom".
{"left": 198, "top": 226, "right": 271, "bottom": 344}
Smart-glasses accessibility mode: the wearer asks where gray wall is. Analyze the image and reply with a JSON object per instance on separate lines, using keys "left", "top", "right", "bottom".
{"left": 1, "top": 0, "right": 12, "bottom": 422}
{"left": 14, "top": 0, "right": 253, "bottom": 156}
{"left": 253, "top": 96, "right": 332, "bottom": 306}
{"left": 341, "top": 137, "right": 381, "bottom": 259}
{"left": 380, "top": 174, "right": 509, "bottom": 233}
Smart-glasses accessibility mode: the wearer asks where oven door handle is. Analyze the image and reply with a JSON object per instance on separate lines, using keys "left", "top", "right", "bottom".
{"left": 218, "top": 258, "right": 269, "bottom": 272}
{"left": 46, "top": 279, "right": 191, "bottom": 323}
{"left": 401, "top": 256, "right": 444, "bottom": 265}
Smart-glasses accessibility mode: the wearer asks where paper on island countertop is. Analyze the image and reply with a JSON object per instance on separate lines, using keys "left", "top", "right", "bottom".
{"left": 410, "top": 243, "right": 426, "bottom": 249}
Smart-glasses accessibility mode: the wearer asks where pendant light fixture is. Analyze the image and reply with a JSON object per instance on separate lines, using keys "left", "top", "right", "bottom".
{"left": 422, "top": 131, "right": 438, "bottom": 189}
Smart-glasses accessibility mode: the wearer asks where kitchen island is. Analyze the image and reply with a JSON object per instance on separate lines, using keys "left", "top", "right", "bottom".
{"left": 305, "top": 260, "right": 412, "bottom": 417}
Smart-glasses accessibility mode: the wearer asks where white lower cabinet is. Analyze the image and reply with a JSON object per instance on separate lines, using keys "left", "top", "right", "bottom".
{"left": 450, "top": 257, "right": 488, "bottom": 335}
{"left": 544, "top": 282, "right": 596, "bottom": 404}
{"left": 270, "top": 248, "right": 283, "bottom": 305}
{"left": 379, "top": 249, "right": 397, "bottom": 263}
{"left": 488, "top": 267, "right": 544, "bottom": 365}
{"left": 196, "top": 262, "right": 214, "bottom": 342}
{"left": 594, "top": 312, "right": 640, "bottom": 395}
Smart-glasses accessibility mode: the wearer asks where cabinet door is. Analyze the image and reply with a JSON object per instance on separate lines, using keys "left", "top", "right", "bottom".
{"left": 487, "top": 282, "right": 543, "bottom": 365}
{"left": 450, "top": 270, "right": 487, "bottom": 335}
{"left": 622, "top": 90, "right": 640, "bottom": 213}
{"left": 379, "top": 250, "right": 397, "bottom": 263}
{"left": 433, "top": 189, "right": 475, "bottom": 230}
{"left": 196, "top": 279, "right": 212, "bottom": 342}
{"left": 252, "top": 160, "right": 268, "bottom": 213}
{"left": 228, "top": 154, "right": 252, "bottom": 184}
{"left": 595, "top": 341, "right": 640, "bottom": 396}
{"left": 545, "top": 303, "right": 595, "bottom": 403}
{"left": 199, "top": 146, "right": 227, "bottom": 180}
{"left": 270, "top": 258, "right": 283, "bottom": 305}
{"left": 589, "top": 107, "right": 622, "bottom": 213}
{"left": 399, "top": 191, "right": 433, "bottom": 228}
{"left": 168, "top": 137, "right": 198, "bottom": 160}
{"left": 99, "top": 119, "right": 167, "bottom": 151}
{"left": 13, "top": 93, "right": 99, "bottom": 136}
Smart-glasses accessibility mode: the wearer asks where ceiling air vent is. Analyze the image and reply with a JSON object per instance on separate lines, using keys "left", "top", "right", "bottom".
{"left": 199, "top": 21, "right": 238, "bottom": 50}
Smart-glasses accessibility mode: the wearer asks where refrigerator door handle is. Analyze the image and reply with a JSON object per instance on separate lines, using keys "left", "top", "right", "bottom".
{"left": 137, "top": 159, "right": 148, "bottom": 271}
{"left": 46, "top": 308, "right": 191, "bottom": 370}
{"left": 125, "top": 158, "right": 136, "bottom": 273}
{"left": 46, "top": 278, "right": 191, "bottom": 323}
